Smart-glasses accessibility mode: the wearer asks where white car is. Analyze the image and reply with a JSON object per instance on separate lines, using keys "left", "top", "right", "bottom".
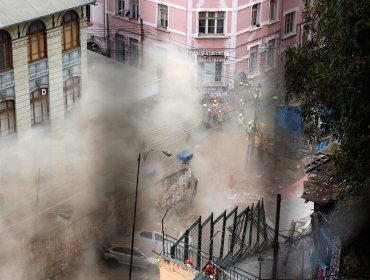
{"left": 103, "top": 243, "right": 159, "bottom": 273}
{"left": 134, "top": 230, "right": 193, "bottom": 255}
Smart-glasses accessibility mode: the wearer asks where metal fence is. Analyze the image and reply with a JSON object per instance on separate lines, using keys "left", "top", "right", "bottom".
{"left": 165, "top": 199, "right": 271, "bottom": 279}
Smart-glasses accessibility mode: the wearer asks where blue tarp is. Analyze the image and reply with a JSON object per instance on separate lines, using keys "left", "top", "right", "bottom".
{"left": 274, "top": 105, "right": 329, "bottom": 159}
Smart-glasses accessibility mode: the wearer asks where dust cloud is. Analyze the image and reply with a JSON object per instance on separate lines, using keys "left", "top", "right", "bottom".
{"left": 0, "top": 43, "right": 309, "bottom": 279}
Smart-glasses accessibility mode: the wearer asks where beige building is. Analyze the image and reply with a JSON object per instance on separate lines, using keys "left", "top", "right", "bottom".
{"left": 0, "top": 0, "right": 94, "bottom": 137}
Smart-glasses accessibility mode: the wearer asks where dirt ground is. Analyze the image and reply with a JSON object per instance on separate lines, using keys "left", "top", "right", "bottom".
{"left": 159, "top": 258, "right": 197, "bottom": 280}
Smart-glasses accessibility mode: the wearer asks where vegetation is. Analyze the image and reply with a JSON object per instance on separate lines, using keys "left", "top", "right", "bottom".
{"left": 285, "top": 0, "right": 370, "bottom": 184}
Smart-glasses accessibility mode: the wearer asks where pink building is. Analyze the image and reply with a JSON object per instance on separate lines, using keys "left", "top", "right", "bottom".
{"left": 88, "top": 0, "right": 304, "bottom": 94}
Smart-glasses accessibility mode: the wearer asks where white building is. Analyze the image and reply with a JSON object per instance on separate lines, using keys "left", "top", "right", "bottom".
{"left": 0, "top": 0, "right": 95, "bottom": 137}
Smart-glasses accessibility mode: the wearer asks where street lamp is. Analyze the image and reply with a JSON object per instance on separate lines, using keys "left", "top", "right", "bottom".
{"left": 129, "top": 149, "right": 172, "bottom": 280}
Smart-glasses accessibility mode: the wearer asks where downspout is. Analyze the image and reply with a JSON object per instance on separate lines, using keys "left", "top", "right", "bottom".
{"left": 106, "top": 13, "right": 111, "bottom": 57}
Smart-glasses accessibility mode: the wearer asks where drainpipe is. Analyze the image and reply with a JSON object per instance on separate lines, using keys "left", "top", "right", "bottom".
{"left": 106, "top": 13, "right": 111, "bottom": 57}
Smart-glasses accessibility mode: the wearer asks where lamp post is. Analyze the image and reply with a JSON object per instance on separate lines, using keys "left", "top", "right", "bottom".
{"left": 129, "top": 149, "right": 172, "bottom": 280}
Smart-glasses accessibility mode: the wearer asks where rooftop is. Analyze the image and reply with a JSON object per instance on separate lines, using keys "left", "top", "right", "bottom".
{"left": 301, "top": 142, "right": 343, "bottom": 207}
{"left": 0, "top": 0, "right": 95, "bottom": 29}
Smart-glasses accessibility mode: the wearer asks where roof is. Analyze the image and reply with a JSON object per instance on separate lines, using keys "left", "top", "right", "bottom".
{"left": 0, "top": 0, "right": 95, "bottom": 29}
{"left": 301, "top": 143, "right": 343, "bottom": 207}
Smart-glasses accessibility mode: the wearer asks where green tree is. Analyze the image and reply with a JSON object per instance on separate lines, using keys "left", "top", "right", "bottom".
{"left": 285, "top": 0, "right": 370, "bottom": 183}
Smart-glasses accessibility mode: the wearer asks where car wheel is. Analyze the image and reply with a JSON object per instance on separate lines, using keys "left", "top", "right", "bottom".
{"left": 106, "top": 258, "right": 119, "bottom": 268}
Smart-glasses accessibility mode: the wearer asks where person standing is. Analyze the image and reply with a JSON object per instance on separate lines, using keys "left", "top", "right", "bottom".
{"left": 217, "top": 110, "right": 223, "bottom": 130}
{"left": 246, "top": 121, "right": 254, "bottom": 141}
{"left": 238, "top": 113, "right": 245, "bottom": 131}
{"left": 239, "top": 98, "right": 245, "bottom": 113}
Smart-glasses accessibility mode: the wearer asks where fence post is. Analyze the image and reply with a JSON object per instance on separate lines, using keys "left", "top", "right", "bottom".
{"left": 197, "top": 218, "right": 202, "bottom": 270}
{"left": 184, "top": 230, "right": 190, "bottom": 262}
{"left": 209, "top": 213, "right": 214, "bottom": 258}
{"left": 241, "top": 207, "right": 250, "bottom": 251}
{"left": 230, "top": 207, "right": 238, "bottom": 253}
{"left": 272, "top": 194, "right": 281, "bottom": 280}
{"left": 261, "top": 198, "right": 268, "bottom": 241}
{"left": 249, "top": 203, "right": 254, "bottom": 247}
{"left": 257, "top": 200, "right": 261, "bottom": 246}
{"left": 219, "top": 210, "right": 227, "bottom": 258}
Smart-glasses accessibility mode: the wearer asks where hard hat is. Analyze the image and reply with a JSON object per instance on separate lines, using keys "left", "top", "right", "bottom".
{"left": 239, "top": 113, "right": 243, "bottom": 116}
{"left": 203, "top": 103, "right": 207, "bottom": 107}
{"left": 248, "top": 121, "right": 252, "bottom": 124}
{"left": 219, "top": 110, "right": 221, "bottom": 112}
{"left": 240, "top": 99, "right": 243, "bottom": 101}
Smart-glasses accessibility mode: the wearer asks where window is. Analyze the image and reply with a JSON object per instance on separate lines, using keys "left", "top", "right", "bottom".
{"left": 266, "top": 40, "right": 275, "bottom": 68}
{"left": 0, "top": 31, "right": 12, "bottom": 72}
{"left": 0, "top": 100, "right": 15, "bottom": 136}
{"left": 198, "top": 62, "right": 204, "bottom": 83}
{"left": 62, "top": 11, "right": 80, "bottom": 51}
{"left": 131, "top": 2, "right": 139, "bottom": 20}
{"left": 198, "top": 12, "right": 224, "bottom": 35}
{"left": 158, "top": 4, "right": 168, "bottom": 29}
{"left": 27, "top": 21, "right": 47, "bottom": 62}
{"left": 112, "top": 246, "right": 126, "bottom": 253}
{"left": 115, "top": 39, "right": 127, "bottom": 62}
{"left": 64, "top": 76, "right": 80, "bottom": 112}
{"left": 249, "top": 48, "right": 258, "bottom": 74}
{"left": 86, "top": 5, "right": 91, "bottom": 23}
{"left": 155, "top": 233, "right": 163, "bottom": 242}
{"left": 198, "top": 60, "right": 223, "bottom": 83}
{"left": 284, "top": 11, "right": 295, "bottom": 34}
{"left": 251, "top": 4, "right": 261, "bottom": 27}
{"left": 269, "top": 0, "right": 276, "bottom": 21}
{"left": 117, "top": 0, "right": 126, "bottom": 16}
{"left": 215, "top": 61, "right": 222, "bottom": 82}
{"left": 140, "top": 231, "right": 153, "bottom": 239}
{"left": 129, "top": 41, "right": 139, "bottom": 66}
{"left": 30, "top": 88, "right": 49, "bottom": 125}
{"left": 132, "top": 249, "right": 144, "bottom": 257}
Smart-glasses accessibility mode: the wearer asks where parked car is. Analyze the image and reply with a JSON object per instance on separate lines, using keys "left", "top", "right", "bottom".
{"left": 134, "top": 230, "right": 193, "bottom": 256}
{"left": 103, "top": 243, "right": 159, "bottom": 273}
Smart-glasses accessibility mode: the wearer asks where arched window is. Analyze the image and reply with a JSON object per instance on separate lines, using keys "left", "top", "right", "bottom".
{"left": 0, "top": 100, "right": 15, "bottom": 136}
{"left": 64, "top": 76, "right": 80, "bottom": 111}
{"left": 30, "top": 88, "right": 49, "bottom": 124}
{"left": 27, "top": 21, "right": 47, "bottom": 62}
{"left": 0, "top": 31, "right": 12, "bottom": 72}
{"left": 62, "top": 11, "right": 80, "bottom": 51}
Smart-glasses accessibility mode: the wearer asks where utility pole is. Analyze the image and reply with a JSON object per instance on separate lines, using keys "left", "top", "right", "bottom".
{"left": 252, "top": 83, "right": 261, "bottom": 156}
{"left": 247, "top": 83, "right": 261, "bottom": 168}
{"left": 272, "top": 194, "right": 281, "bottom": 280}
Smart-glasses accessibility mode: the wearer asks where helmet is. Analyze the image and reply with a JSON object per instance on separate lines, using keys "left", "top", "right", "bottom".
{"left": 240, "top": 99, "right": 243, "bottom": 102}
{"left": 219, "top": 110, "right": 221, "bottom": 112}
{"left": 239, "top": 113, "right": 243, "bottom": 116}
{"left": 248, "top": 121, "right": 252, "bottom": 124}
{"left": 203, "top": 103, "right": 207, "bottom": 107}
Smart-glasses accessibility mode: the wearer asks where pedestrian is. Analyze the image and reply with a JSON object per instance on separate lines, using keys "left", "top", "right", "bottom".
{"left": 239, "top": 98, "right": 245, "bottom": 113}
{"left": 217, "top": 110, "right": 223, "bottom": 130}
{"left": 246, "top": 121, "right": 253, "bottom": 141}
{"left": 238, "top": 113, "right": 245, "bottom": 131}
{"left": 206, "top": 108, "right": 212, "bottom": 128}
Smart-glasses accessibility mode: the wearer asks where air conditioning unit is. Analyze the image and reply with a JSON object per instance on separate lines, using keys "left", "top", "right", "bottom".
{"left": 41, "top": 88, "right": 47, "bottom": 95}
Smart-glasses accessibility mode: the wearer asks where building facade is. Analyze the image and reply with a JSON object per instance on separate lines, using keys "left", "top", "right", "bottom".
{"left": 0, "top": 0, "right": 93, "bottom": 138}
{"left": 88, "top": 0, "right": 304, "bottom": 96}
